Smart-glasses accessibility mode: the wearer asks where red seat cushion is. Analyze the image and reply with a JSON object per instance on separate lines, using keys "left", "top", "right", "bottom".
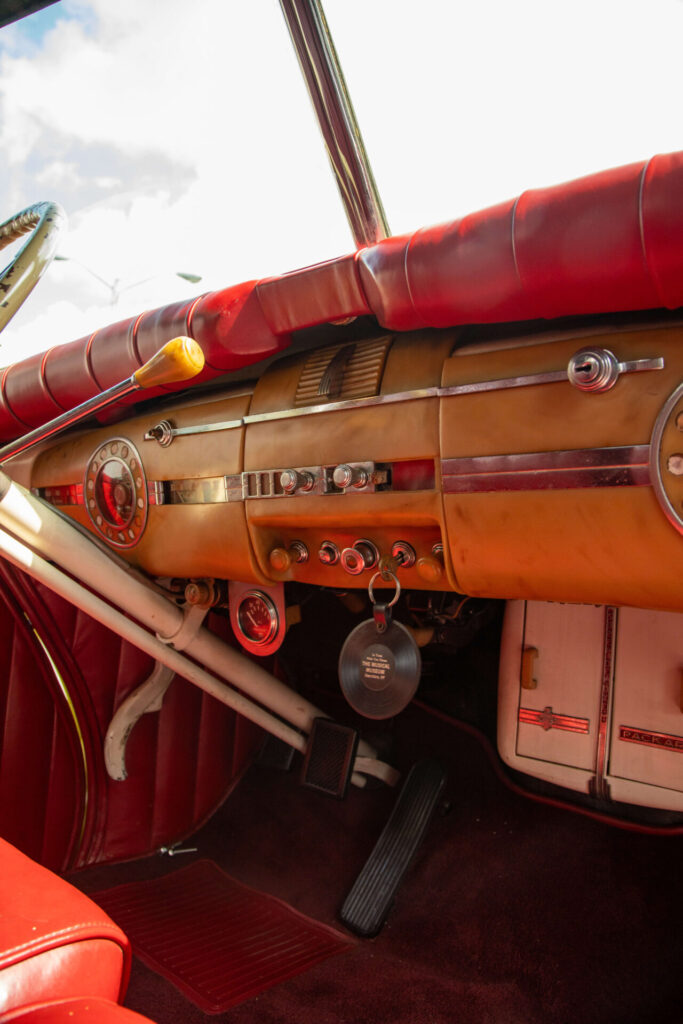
{"left": 0, "top": 999, "right": 153, "bottom": 1024}
{"left": 0, "top": 839, "right": 130, "bottom": 1013}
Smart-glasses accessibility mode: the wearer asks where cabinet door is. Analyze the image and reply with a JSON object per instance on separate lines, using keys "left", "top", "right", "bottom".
{"left": 515, "top": 602, "right": 603, "bottom": 771}
{"left": 498, "top": 601, "right": 604, "bottom": 793}
{"left": 607, "top": 608, "right": 683, "bottom": 808}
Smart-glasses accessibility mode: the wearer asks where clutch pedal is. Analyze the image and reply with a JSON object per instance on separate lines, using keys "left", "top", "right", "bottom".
{"left": 340, "top": 759, "right": 446, "bottom": 937}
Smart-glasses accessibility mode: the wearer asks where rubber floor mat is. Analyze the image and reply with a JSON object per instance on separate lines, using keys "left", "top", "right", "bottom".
{"left": 94, "top": 859, "right": 356, "bottom": 1014}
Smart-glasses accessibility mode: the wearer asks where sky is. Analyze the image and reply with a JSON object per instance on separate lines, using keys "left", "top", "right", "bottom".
{"left": 1, "top": 0, "right": 683, "bottom": 367}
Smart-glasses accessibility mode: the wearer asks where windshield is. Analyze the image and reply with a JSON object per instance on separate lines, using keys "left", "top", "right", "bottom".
{"left": 1, "top": 0, "right": 682, "bottom": 364}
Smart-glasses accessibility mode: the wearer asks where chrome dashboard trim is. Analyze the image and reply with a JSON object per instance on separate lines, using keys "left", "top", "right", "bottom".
{"left": 441, "top": 445, "right": 651, "bottom": 493}
{"left": 141, "top": 355, "right": 664, "bottom": 442}
{"left": 144, "top": 417, "right": 243, "bottom": 445}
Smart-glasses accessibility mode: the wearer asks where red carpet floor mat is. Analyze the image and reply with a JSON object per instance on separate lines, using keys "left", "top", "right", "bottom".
{"left": 94, "top": 859, "right": 356, "bottom": 1014}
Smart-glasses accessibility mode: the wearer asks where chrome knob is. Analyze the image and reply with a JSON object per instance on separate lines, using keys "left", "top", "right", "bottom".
{"left": 318, "top": 540, "right": 340, "bottom": 565}
{"left": 333, "top": 463, "right": 369, "bottom": 489}
{"left": 567, "top": 348, "right": 620, "bottom": 393}
{"left": 289, "top": 540, "right": 309, "bottom": 563}
{"left": 340, "top": 539, "right": 378, "bottom": 575}
{"left": 280, "top": 469, "right": 314, "bottom": 494}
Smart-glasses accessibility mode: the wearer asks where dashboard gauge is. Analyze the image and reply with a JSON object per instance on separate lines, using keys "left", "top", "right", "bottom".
{"left": 236, "top": 591, "right": 279, "bottom": 646}
{"left": 85, "top": 438, "right": 148, "bottom": 548}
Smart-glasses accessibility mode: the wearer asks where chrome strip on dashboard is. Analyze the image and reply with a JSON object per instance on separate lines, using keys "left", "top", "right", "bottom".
{"left": 164, "top": 477, "right": 229, "bottom": 505}
{"left": 243, "top": 387, "right": 439, "bottom": 424}
{"left": 441, "top": 445, "right": 651, "bottom": 493}
{"left": 141, "top": 356, "right": 664, "bottom": 441}
{"left": 39, "top": 444, "right": 653, "bottom": 511}
{"left": 143, "top": 417, "right": 243, "bottom": 446}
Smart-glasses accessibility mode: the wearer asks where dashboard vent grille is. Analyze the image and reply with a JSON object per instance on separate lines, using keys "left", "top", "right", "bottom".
{"left": 295, "top": 336, "right": 392, "bottom": 408}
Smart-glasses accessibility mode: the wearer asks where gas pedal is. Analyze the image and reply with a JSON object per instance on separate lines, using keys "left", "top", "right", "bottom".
{"left": 340, "top": 758, "right": 446, "bottom": 937}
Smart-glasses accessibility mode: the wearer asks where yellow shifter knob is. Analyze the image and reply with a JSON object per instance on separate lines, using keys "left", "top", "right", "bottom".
{"left": 133, "top": 337, "right": 205, "bottom": 389}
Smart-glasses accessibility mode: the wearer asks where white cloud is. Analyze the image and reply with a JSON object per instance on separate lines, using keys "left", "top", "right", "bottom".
{"left": 2, "top": 0, "right": 683, "bottom": 368}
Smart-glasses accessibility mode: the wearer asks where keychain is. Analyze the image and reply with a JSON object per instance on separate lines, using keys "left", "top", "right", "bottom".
{"left": 338, "top": 569, "right": 421, "bottom": 719}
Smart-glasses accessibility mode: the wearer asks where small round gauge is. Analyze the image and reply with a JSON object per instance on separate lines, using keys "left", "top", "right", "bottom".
{"left": 236, "top": 590, "right": 279, "bottom": 646}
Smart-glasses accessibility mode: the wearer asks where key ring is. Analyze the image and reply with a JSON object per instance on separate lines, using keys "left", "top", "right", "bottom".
{"left": 368, "top": 570, "right": 401, "bottom": 608}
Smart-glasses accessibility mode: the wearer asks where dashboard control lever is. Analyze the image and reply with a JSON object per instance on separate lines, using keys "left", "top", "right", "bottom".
{"left": 0, "top": 336, "right": 205, "bottom": 465}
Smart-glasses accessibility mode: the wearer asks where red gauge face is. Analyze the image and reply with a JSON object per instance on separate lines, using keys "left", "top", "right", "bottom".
{"left": 95, "top": 458, "right": 134, "bottom": 527}
{"left": 85, "top": 438, "right": 148, "bottom": 548}
{"left": 236, "top": 592, "right": 279, "bottom": 646}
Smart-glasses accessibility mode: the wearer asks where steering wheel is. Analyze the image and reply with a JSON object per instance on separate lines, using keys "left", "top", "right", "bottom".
{"left": 0, "top": 202, "right": 66, "bottom": 333}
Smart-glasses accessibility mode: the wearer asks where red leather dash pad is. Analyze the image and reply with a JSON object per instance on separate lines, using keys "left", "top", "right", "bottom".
{"left": 93, "top": 859, "right": 356, "bottom": 1014}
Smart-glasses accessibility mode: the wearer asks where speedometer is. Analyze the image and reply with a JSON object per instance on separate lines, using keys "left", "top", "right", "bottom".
{"left": 85, "top": 438, "right": 148, "bottom": 548}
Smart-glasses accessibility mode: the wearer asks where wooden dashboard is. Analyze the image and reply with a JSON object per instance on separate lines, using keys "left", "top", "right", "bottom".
{"left": 28, "top": 318, "right": 683, "bottom": 613}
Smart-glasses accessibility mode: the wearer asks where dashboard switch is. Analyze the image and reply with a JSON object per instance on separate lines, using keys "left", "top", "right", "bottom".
{"left": 318, "top": 540, "right": 340, "bottom": 565}
{"left": 269, "top": 541, "right": 309, "bottom": 572}
{"left": 333, "top": 463, "right": 369, "bottom": 489}
{"left": 280, "top": 469, "right": 314, "bottom": 494}
{"left": 417, "top": 556, "right": 443, "bottom": 583}
{"left": 391, "top": 541, "right": 416, "bottom": 568}
{"left": 341, "top": 539, "right": 378, "bottom": 575}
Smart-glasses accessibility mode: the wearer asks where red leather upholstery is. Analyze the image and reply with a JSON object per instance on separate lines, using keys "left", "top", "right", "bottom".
{"left": 0, "top": 839, "right": 130, "bottom": 1013}
{"left": 2, "top": 150, "right": 683, "bottom": 440}
{"left": 0, "top": 563, "right": 262, "bottom": 871}
{"left": 357, "top": 151, "right": 683, "bottom": 329}
{"left": 0, "top": 283, "right": 289, "bottom": 441}
{"left": 0, "top": 1000, "right": 153, "bottom": 1024}
{"left": 0, "top": 564, "right": 87, "bottom": 872}
{"left": 256, "top": 252, "right": 370, "bottom": 333}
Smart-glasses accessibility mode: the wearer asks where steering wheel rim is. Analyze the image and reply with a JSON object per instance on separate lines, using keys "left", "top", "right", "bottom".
{"left": 0, "top": 201, "right": 66, "bottom": 333}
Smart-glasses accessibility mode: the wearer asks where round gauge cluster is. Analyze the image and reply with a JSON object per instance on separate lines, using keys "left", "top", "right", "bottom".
{"left": 85, "top": 438, "right": 148, "bottom": 548}
{"left": 651, "top": 384, "right": 683, "bottom": 537}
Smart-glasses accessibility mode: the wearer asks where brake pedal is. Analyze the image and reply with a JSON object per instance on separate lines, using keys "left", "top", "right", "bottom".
{"left": 301, "top": 718, "right": 359, "bottom": 799}
{"left": 340, "top": 759, "right": 446, "bottom": 937}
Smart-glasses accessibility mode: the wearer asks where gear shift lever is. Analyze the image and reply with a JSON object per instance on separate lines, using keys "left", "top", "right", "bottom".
{"left": 0, "top": 336, "right": 204, "bottom": 464}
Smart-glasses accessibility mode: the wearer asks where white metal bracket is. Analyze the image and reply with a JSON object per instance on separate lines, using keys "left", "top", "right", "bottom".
{"left": 104, "top": 662, "right": 175, "bottom": 781}
{"left": 156, "top": 604, "right": 208, "bottom": 651}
